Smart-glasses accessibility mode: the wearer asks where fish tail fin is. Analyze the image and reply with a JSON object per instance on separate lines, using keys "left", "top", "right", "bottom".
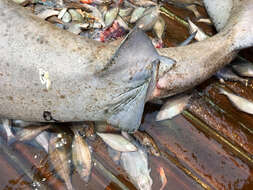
{"left": 230, "top": 2, "right": 253, "bottom": 51}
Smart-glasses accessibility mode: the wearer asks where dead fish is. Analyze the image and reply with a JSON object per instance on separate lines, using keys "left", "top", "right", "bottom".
{"left": 130, "top": 7, "right": 145, "bottom": 23}
{"left": 215, "top": 65, "right": 248, "bottom": 84}
{"left": 35, "top": 131, "right": 50, "bottom": 153}
{"left": 185, "top": 4, "right": 201, "bottom": 18}
{"left": 119, "top": 7, "right": 133, "bottom": 17}
{"left": 128, "top": 0, "right": 157, "bottom": 7}
{"left": 37, "top": 9, "right": 60, "bottom": 20}
{"left": 156, "top": 93, "right": 191, "bottom": 120}
{"left": 97, "top": 132, "right": 137, "bottom": 152}
{"left": 219, "top": 88, "right": 253, "bottom": 114}
{"left": 72, "top": 127, "right": 92, "bottom": 183}
{"left": 104, "top": 7, "right": 119, "bottom": 27}
{"left": 187, "top": 17, "right": 208, "bottom": 41}
{"left": 11, "top": 125, "right": 51, "bottom": 144}
{"left": 197, "top": 18, "right": 212, "bottom": 24}
{"left": 2, "top": 119, "right": 15, "bottom": 143}
{"left": 136, "top": 6, "right": 160, "bottom": 31}
{"left": 12, "top": 0, "right": 27, "bottom": 4}
{"left": 68, "top": 9, "right": 84, "bottom": 22}
{"left": 120, "top": 145, "right": 153, "bottom": 190}
{"left": 49, "top": 133, "right": 73, "bottom": 190}
{"left": 166, "top": 0, "right": 204, "bottom": 7}
{"left": 132, "top": 130, "right": 160, "bottom": 156}
{"left": 153, "top": 16, "right": 165, "bottom": 40}
{"left": 231, "top": 57, "right": 253, "bottom": 78}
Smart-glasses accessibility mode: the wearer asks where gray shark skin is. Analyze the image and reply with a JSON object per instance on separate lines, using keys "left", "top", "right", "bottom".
{"left": 0, "top": 0, "right": 174, "bottom": 131}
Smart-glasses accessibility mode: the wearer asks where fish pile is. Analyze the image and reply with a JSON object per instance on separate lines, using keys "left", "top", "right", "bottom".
{"left": 13, "top": 0, "right": 170, "bottom": 46}
{"left": 0, "top": 119, "right": 161, "bottom": 190}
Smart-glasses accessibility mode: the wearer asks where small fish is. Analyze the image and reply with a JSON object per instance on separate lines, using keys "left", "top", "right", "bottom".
{"left": 132, "top": 131, "right": 160, "bottom": 156}
{"left": 128, "top": 0, "right": 157, "bottom": 7}
{"left": 58, "top": 8, "right": 68, "bottom": 20}
{"left": 12, "top": 125, "right": 51, "bottom": 144}
{"left": 197, "top": 18, "right": 212, "bottom": 24}
{"left": 37, "top": 9, "right": 60, "bottom": 20}
{"left": 219, "top": 88, "right": 253, "bottom": 115}
{"left": 35, "top": 131, "right": 50, "bottom": 153}
{"left": 49, "top": 133, "right": 73, "bottom": 190}
{"left": 104, "top": 7, "right": 119, "bottom": 27}
{"left": 186, "top": 4, "right": 201, "bottom": 18}
{"left": 231, "top": 57, "right": 253, "bottom": 78}
{"left": 97, "top": 132, "right": 137, "bottom": 152}
{"left": 136, "top": 6, "right": 160, "bottom": 31}
{"left": 158, "top": 167, "right": 167, "bottom": 190}
{"left": 156, "top": 93, "right": 191, "bottom": 121}
{"left": 120, "top": 145, "right": 152, "bottom": 190}
{"left": 68, "top": 9, "right": 84, "bottom": 22}
{"left": 72, "top": 128, "right": 92, "bottom": 183}
{"left": 187, "top": 17, "right": 208, "bottom": 41}
{"left": 215, "top": 65, "right": 248, "bottom": 84}
{"left": 119, "top": 7, "right": 133, "bottom": 17}
{"left": 130, "top": 7, "right": 146, "bottom": 23}
{"left": 2, "top": 119, "right": 15, "bottom": 143}
{"left": 153, "top": 16, "right": 166, "bottom": 40}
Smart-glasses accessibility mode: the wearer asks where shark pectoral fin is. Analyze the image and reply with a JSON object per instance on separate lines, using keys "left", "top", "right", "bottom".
{"left": 107, "top": 83, "right": 149, "bottom": 132}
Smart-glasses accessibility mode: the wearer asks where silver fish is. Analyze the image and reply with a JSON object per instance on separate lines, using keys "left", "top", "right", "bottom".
{"left": 49, "top": 133, "right": 74, "bottom": 190}
{"left": 153, "top": 16, "right": 165, "bottom": 40}
{"left": 13, "top": 125, "right": 51, "bottom": 143}
{"left": 119, "top": 7, "right": 133, "bottom": 17}
{"left": 219, "top": 88, "right": 253, "bottom": 114}
{"left": 156, "top": 93, "right": 191, "bottom": 121}
{"left": 97, "top": 132, "right": 137, "bottom": 152}
{"left": 231, "top": 57, "right": 253, "bottom": 78}
{"left": 130, "top": 7, "right": 146, "bottom": 23}
{"left": 2, "top": 119, "right": 15, "bottom": 143}
{"left": 35, "top": 131, "right": 50, "bottom": 153}
{"left": 129, "top": 0, "right": 157, "bottom": 7}
{"left": 120, "top": 145, "right": 152, "bottom": 190}
{"left": 72, "top": 128, "right": 92, "bottom": 183}
{"left": 136, "top": 6, "right": 160, "bottom": 31}
{"left": 187, "top": 17, "right": 208, "bottom": 41}
{"left": 104, "top": 7, "right": 119, "bottom": 27}
{"left": 215, "top": 65, "right": 248, "bottom": 84}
